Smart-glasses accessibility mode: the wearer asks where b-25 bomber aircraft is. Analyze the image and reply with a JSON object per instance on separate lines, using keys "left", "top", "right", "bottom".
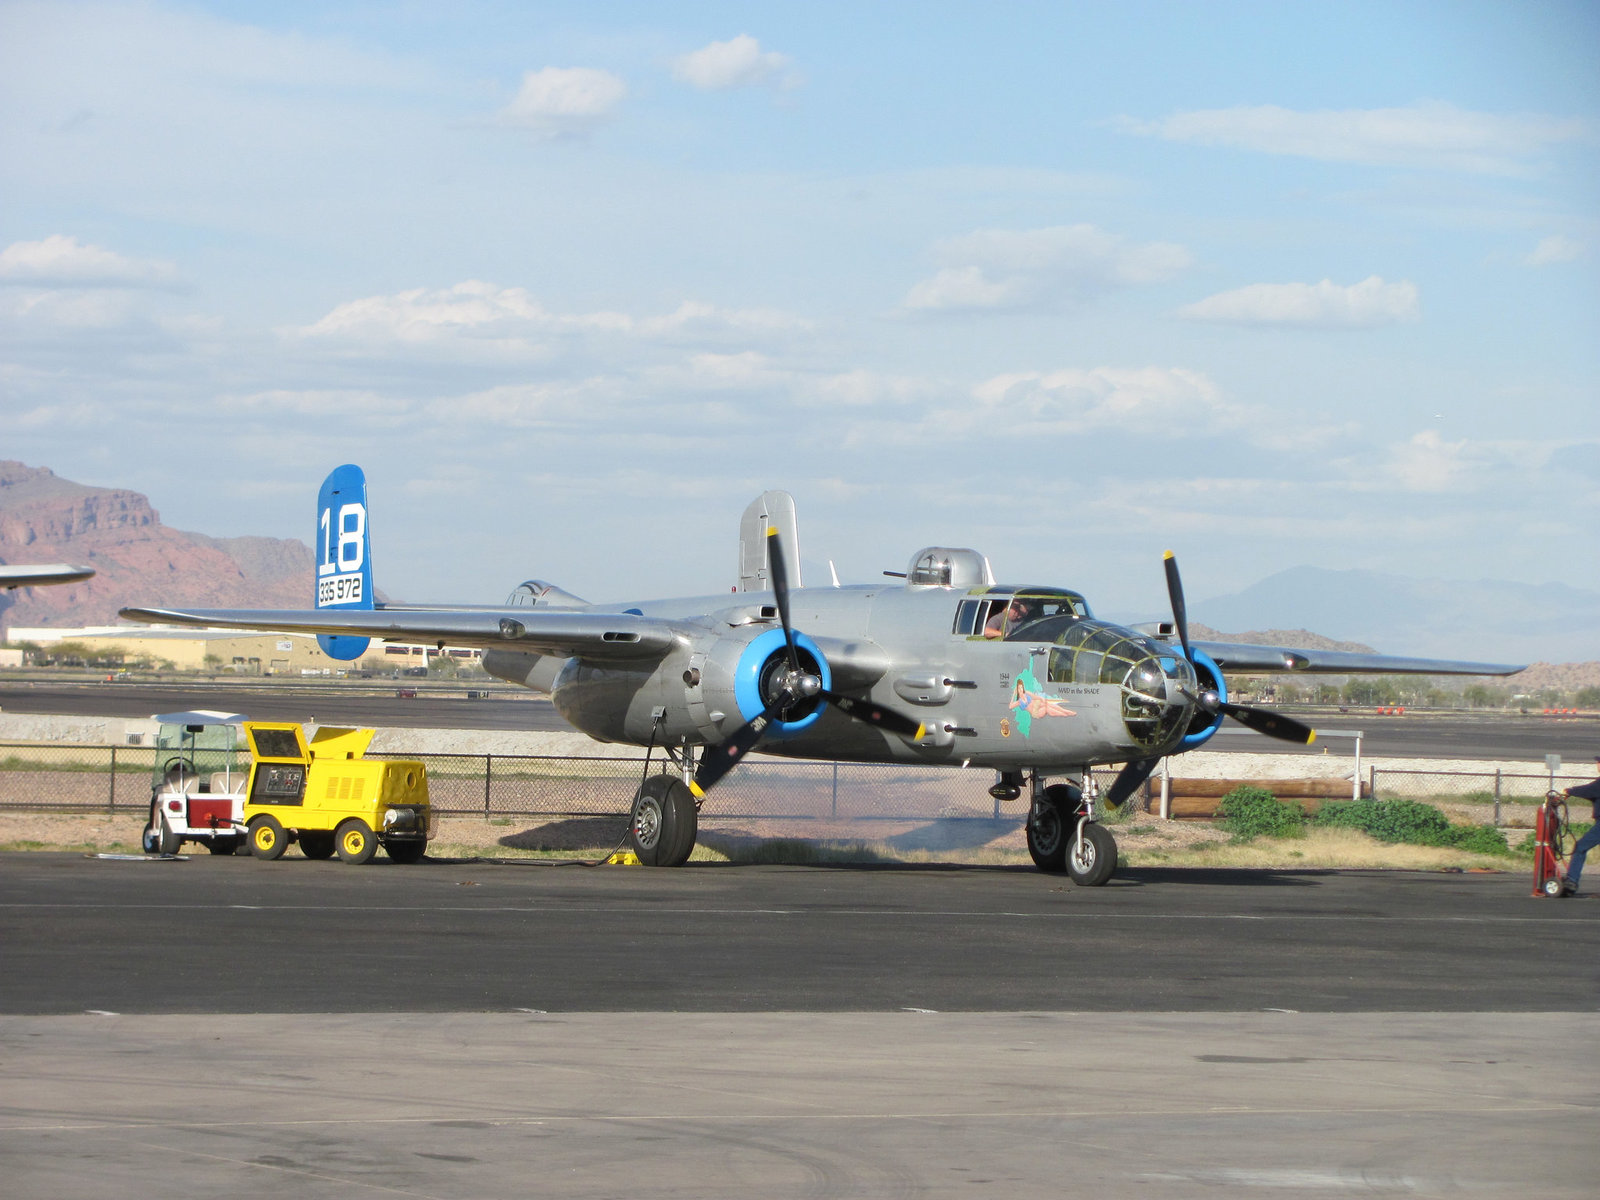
{"left": 122, "top": 465, "right": 1522, "bottom": 884}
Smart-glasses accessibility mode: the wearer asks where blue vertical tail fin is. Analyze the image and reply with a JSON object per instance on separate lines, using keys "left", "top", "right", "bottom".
{"left": 315, "top": 464, "right": 373, "bottom": 661}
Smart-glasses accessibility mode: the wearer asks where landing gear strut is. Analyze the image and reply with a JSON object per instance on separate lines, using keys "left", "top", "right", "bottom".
{"left": 1025, "top": 772, "right": 1117, "bottom": 886}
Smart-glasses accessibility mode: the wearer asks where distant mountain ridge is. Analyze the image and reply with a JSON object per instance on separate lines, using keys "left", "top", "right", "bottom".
{"left": 1191, "top": 565, "right": 1600, "bottom": 666}
{"left": 0, "top": 461, "right": 313, "bottom": 632}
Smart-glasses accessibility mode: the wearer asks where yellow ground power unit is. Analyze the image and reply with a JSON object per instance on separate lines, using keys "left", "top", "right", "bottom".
{"left": 242, "top": 723, "right": 433, "bottom": 864}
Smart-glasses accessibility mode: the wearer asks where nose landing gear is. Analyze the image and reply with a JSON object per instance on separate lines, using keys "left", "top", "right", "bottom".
{"left": 1024, "top": 772, "right": 1118, "bottom": 886}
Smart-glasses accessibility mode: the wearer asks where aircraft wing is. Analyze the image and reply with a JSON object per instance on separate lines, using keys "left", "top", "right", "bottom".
{"left": 1, "top": 563, "right": 95, "bottom": 589}
{"left": 1191, "top": 639, "right": 1523, "bottom": 677}
{"left": 119, "top": 606, "right": 687, "bottom": 662}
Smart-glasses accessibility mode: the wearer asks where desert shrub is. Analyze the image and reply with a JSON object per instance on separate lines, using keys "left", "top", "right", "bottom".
{"left": 1313, "top": 798, "right": 1449, "bottom": 844}
{"left": 1441, "top": 823, "right": 1512, "bottom": 856}
{"left": 1312, "top": 798, "right": 1510, "bottom": 853}
{"left": 1217, "top": 786, "right": 1305, "bottom": 842}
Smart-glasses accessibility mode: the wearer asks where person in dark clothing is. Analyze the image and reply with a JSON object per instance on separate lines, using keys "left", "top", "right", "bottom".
{"left": 1562, "top": 755, "right": 1600, "bottom": 895}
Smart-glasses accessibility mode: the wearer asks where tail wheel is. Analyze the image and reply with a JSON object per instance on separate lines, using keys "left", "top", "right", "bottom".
{"left": 630, "top": 775, "right": 697, "bottom": 867}
{"left": 335, "top": 818, "right": 378, "bottom": 865}
{"left": 1067, "top": 822, "right": 1118, "bottom": 887}
{"left": 248, "top": 815, "right": 288, "bottom": 861}
{"left": 1026, "top": 783, "right": 1079, "bottom": 873}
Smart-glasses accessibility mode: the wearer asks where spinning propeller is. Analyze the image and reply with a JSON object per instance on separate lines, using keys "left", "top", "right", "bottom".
{"left": 690, "top": 529, "right": 925, "bottom": 798}
{"left": 1103, "top": 552, "right": 1317, "bottom": 809}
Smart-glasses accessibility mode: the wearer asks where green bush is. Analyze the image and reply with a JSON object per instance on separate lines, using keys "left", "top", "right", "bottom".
{"left": 1441, "top": 824, "right": 1512, "bottom": 856}
{"left": 1314, "top": 798, "right": 1449, "bottom": 844}
{"left": 1313, "top": 798, "right": 1511, "bottom": 855}
{"left": 1217, "top": 786, "right": 1305, "bottom": 841}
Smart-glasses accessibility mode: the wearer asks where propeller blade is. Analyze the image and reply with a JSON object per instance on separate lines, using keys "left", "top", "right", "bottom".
{"left": 766, "top": 527, "right": 800, "bottom": 674}
{"left": 1105, "top": 756, "right": 1160, "bottom": 809}
{"left": 689, "top": 699, "right": 784, "bottom": 798}
{"left": 688, "top": 533, "right": 925, "bottom": 799}
{"left": 822, "top": 690, "right": 926, "bottom": 741}
{"left": 1221, "top": 702, "right": 1316, "bottom": 745}
{"left": 1162, "top": 550, "right": 1192, "bottom": 662}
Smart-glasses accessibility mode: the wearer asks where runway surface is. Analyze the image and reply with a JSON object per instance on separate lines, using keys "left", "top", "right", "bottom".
{"left": 4, "top": 854, "right": 1598, "bottom": 1015}
{"left": 4, "top": 680, "right": 1597, "bottom": 758}
{"left": 2, "top": 854, "right": 1595, "bottom": 1197}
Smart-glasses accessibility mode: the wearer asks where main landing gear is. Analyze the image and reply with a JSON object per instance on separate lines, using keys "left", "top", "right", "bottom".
{"left": 627, "top": 732, "right": 701, "bottom": 867}
{"left": 629, "top": 774, "right": 697, "bottom": 867}
{"left": 1024, "top": 774, "right": 1117, "bottom": 887}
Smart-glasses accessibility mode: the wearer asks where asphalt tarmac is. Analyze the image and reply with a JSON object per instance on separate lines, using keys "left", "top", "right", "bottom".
{"left": 2, "top": 855, "right": 1597, "bottom": 1198}
{"left": 4, "top": 680, "right": 1597, "bottom": 758}
{"left": 4, "top": 854, "right": 1598, "bottom": 1015}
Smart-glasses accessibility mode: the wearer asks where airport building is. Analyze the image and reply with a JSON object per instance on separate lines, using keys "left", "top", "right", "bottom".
{"left": 5, "top": 626, "right": 481, "bottom": 675}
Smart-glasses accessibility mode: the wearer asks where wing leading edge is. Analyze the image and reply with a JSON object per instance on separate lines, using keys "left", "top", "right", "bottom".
{"left": 1192, "top": 639, "right": 1523, "bottom": 676}
{"left": 118, "top": 606, "right": 687, "bottom": 662}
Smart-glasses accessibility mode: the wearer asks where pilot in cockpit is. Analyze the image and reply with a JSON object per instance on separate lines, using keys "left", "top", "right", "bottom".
{"left": 984, "top": 598, "right": 1040, "bottom": 639}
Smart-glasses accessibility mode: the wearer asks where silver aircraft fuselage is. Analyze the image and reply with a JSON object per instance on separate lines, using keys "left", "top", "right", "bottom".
{"left": 484, "top": 581, "right": 1200, "bottom": 773}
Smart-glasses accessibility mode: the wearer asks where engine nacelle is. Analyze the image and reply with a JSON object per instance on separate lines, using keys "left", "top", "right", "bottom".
{"left": 545, "top": 622, "right": 835, "bottom": 747}
{"left": 1176, "top": 646, "right": 1227, "bottom": 752}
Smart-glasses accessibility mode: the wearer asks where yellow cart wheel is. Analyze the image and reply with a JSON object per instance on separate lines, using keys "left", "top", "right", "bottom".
{"left": 335, "top": 818, "right": 378, "bottom": 865}
{"left": 248, "top": 815, "right": 288, "bottom": 861}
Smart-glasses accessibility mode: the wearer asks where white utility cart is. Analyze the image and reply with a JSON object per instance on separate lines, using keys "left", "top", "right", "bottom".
{"left": 141, "top": 710, "right": 251, "bottom": 856}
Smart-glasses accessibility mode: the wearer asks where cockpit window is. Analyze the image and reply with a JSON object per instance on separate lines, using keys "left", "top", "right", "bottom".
{"left": 954, "top": 589, "right": 1088, "bottom": 639}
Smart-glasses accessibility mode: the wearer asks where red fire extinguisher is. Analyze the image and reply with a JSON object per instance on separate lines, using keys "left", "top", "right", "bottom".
{"left": 1533, "top": 791, "right": 1573, "bottom": 898}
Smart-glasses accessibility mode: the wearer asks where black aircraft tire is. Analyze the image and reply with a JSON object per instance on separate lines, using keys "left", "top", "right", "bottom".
{"left": 631, "top": 775, "right": 697, "bottom": 867}
{"left": 1026, "top": 783, "right": 1079, "bottom": 873}
{"left": 1066, "top": 822, "right": 1118, "bottom": 887}
{"left": 248, "top": 815, "right": 289, "bottom": 861}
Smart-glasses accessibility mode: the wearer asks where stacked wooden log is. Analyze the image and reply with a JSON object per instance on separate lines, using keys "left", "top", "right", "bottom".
{"left": 1139, "top": 777, "right": 1371, "bottom": 819}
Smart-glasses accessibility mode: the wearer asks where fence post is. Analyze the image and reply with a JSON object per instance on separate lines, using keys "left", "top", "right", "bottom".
{"left": 1159, "top": 756, "right": 1171, "bottom": 820}
{"left": 485, "top": 753, "right": 493, "bottom": 818}
{"left": 1493, "top": 768, "right": 1502, "bottom": 826}
{"left": 109, "top": 745, "right": 117, "bottom": 816}
{"left": 1369, "top": 764, "right": 1377, "bottom": 801}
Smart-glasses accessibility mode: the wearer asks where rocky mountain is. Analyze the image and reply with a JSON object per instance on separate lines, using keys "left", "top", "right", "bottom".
{"left": 0, "top": 461, "right": 313, "bottom": 633}
{"left": 1192, "top": 565, "right": 1600, "bottom": 666}
{"left": 1188, "top": 623, "right": 1375, "bottom": 654}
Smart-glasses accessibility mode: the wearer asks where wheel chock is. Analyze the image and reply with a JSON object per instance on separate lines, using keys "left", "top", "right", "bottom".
{"left": 605, "top": 849, "right": 641, "bottom": 866}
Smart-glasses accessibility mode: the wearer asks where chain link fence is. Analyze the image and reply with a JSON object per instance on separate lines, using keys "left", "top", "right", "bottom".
{"left": 1, "top": 741, "right": 1589, "bottom": 827}
{"left": 1367, "top": 766, "right": 1592, "bottom": 826}
{"left": 0, "top": 742, "right": 1089, "bottom": 824}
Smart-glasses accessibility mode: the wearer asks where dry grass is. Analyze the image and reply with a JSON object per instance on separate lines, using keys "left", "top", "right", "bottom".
{"left": 0, "top": 810, "right": 1519, "bottom": 873}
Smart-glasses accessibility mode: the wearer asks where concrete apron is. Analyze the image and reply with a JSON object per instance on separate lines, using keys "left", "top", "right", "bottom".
{"left": 2, "top": 1010, "right": 1593, "bottom": 1199}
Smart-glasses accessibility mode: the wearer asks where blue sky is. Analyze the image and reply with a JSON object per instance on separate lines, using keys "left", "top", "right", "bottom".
{"left": 2, "top": 1, "right": 1596, "bottom": 650}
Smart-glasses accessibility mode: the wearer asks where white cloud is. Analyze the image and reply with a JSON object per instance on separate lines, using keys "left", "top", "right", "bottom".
{"left": 498, "top": 67, "right": 627, "bottom": 139}
{"left": 967, "top": 366, "right": 1242, "bottom": 435}
{"left": 1179, "top": 276, "right": 1419, "bottom": 328}
{"left": 1115, "top": 101, "right": 1588, "bottom": 175}
{"left": 903, "top": 224, "right": 1191, "bottom": 312}
{"left": 637, "top": 300, "right": 812, "bottom": 340}
{"left": 1524, "top": 235, "right": 1585, "bottom": 266}
{"left": 0, "top": 235, "right": 180, "bottom": 288}
{"left": 290, "top": 281, "right": 637, "bottom": 364}
{"left": 671, "top": 35, "right": 793, "bottom": 91}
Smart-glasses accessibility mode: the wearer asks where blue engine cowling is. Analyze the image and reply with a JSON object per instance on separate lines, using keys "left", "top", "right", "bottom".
{"left": 1176, "top": 646, "right": 1226, "bottom": 752}
{"left": 732, "top": 627, "right": 833, "bottom": 739}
